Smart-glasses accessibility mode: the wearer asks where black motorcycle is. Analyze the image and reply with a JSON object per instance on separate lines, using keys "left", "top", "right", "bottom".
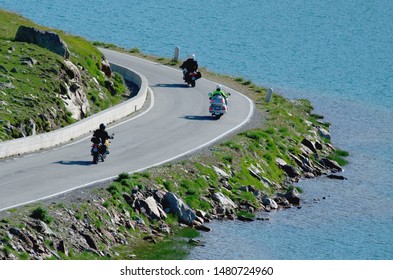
{"left": 90, "top": 134, "right": 113, "bottom": 164}
{"left": 183, "top": 70, "right": 201, "bottom": 87}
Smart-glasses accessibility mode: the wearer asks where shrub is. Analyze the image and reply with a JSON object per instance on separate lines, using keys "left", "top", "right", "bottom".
{"left": 30, "top": 207, "right": 53, "bottom": 224}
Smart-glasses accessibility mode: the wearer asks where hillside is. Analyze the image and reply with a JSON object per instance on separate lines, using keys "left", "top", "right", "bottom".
{"left": 0, "top": 10, "right": 127, "bottom": 141}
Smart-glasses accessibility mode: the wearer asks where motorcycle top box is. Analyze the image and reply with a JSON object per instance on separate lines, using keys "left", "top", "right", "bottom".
{"left": 208, "top": 93, "right": 229, "bottom": 119}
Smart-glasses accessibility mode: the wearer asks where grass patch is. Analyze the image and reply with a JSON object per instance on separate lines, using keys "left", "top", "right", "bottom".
{"left": 328, "top": 149, "right": 349, "bottom": 166}
{"left": 29, "top": 206, "right": 53, "bottom": 224}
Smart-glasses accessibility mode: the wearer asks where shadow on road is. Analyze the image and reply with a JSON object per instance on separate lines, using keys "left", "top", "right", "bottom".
{"left": 55, "top": 160, "right": 93, "bottom": 166}
{"left": 182, "top": 115, "right": 217, "bottom": 121}
{"left": 153, "top": 83, "right": 189, "bottom": 88}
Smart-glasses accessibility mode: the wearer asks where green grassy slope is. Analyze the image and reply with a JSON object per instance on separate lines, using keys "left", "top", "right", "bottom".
{"left": 0, "top": 9, "right": 126, "bottom": 141}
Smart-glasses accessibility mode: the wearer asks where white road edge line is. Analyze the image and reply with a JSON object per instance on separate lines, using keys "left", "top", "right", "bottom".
{"left": 1, "top": 73, "right": 255, "bottom": 213}
{"left": 0, "top": 88, "right": 155, "bottom": 212}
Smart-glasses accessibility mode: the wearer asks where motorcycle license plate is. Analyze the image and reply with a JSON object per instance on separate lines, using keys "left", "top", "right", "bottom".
{"left": 192, "top": 76, "right": 196, "bottom": 80}
{"left": 92, "top": 147, "right": 98, "bottom": 152}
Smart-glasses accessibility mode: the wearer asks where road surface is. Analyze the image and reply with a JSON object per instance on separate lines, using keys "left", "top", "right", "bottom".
{"left": 0, "top": 49, "right": 254, "bottom": 211}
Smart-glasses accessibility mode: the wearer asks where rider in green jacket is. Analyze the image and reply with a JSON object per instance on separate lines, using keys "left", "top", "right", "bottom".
{"left": 209, "top": 84, "right": 229, "bottom": 104}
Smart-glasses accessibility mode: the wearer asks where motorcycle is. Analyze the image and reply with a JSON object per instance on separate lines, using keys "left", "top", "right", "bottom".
{"left": 90, "top": 135, "right": 113, "bottom": 164}
{"left": 209, "top": 93, "right": 230, "bottom": 119}
{"left": 183, "top": 70, "right": 201, "bottom": 87}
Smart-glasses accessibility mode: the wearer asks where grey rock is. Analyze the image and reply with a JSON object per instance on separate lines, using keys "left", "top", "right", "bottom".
{"left": 15, "top": 26, "right": 70, "bottom": 58}
{"left": 320, "top": 158, "right": 343, "bottom": 172}
{"left": 326, "top": 174, "right": 347, "bottom": 180}
{"left": 283, "top": 188, "right": 301, "bottom": 205}
{"left": 212, "top": 192, "right": 237, "bottom": 210}
{"left": 188, "top": 238, "right": 206, "bottom": 246}
{"left": 0, "top": 65, "right": 7, "bottom": 73}
{"left": 60, "top": 60, "right": 90, "bottom": 120}
{"left": 212, "top": 165, "right": 229, "bottom": 178}
{"left": 318, "top": 127, "right": 331, "bottom": 140}
{"left": 30, "top": 220, "right": 55, "bottom": 236}
{"left": 262, "top": 196, "right": 278, "bottom": 209}
{"left": 140, "top": 196, "right": 166, "bottom": 220}
{"left": 57, "top": 240, "right": 68, "bottom": 257}
{"left": 163, "top": 192, "right": 196, "bottom": 225}
{"left": 80, "top": 232, "right": 98, "bottom": 250}
{"left": 301, "top": 138, "right": 318, "bottom": 154}
{"left": 276, "top": 157, "right": 301, "bottom": 179}
{"left": 101, "top": 59, "right": 112, "bottom": 77}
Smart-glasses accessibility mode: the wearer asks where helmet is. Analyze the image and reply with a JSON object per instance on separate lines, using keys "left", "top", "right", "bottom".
{"left": 188, "top": 54, "right": 195, "bottom": 60}
{"left": 216, "top": 84, "right": 222, "bottom": 91}
{"left": 99, "top": 123, "right": 106, "bottom": 130}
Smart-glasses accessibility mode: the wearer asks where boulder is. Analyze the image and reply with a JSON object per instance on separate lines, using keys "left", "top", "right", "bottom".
{"left": 320, "top": 158, "right": 343, "bottom": 172}
{"left": 188, "top": 238, "right": 206, "bottom": 246}
{"left": 248, "top": 164, "right": 262, "bottom": 179}
{"left": 192, "top": 221, "right": 211, "bottom": 232}
{"left": 139, "top": 196, "right": 166, "bottom": 221}
{"left": 21, "top": 57, "right": 38, "bottom": 67}
{"left": 301, "top": 138, "right": 318, "bottom": 154}
{"left": 0, "top": 65, "right": 7, "bottom": 73}
{"left": 80, "top": 232, "right": 98, "bottom": 250}
{"left": 15, "top": 26, "right": 70, "bottom": 59}
{"left": 153, "top": 189, "right": 167, "bottom": 204}
{"left": 282, "top": 164, "right": 300, "bottom": 179}
{"left": 57, "top": 240, "right": 68, "bottom": 257}
{"left": 212, "top": 165, "right": 230, "bottom": 178}
{"left": 64, "top": 59, "right": 81, "bottom": 81}
{"left": 29, "top": 220, "right": 55, "bottom": 236}
{"left": 283, "top": 188, "right": 301, "bottom": 205}
{"left": 212, "top": 192, "right": 237, "bottom": 210}
{"left": 318, "top": 127, "right": 331, "bottom": 140}
{"left": 101, "top": 59, "right": 112, "bottom": 77}
{"left": 262, "top": 196, "right": 278, "bottom": 209}
{"left": 0, "top": 81, "right": 15, "bottom": 90}
{"left": 274, "top": 196, "right": 291, "bottom": 208}
{"left": 327, "top": 174, "right": 347, "bottom": 180}
{"left": 195, "top": 209, "right": 208, "bottom": 220}
{"left": 163, "top": 192, "right": 196, "bottom": 225}
{"left": 60, "top": 60, "right": 90, "bottom": 120}
{"left": 275, "top": 157, "right": 301, "bottom": 179}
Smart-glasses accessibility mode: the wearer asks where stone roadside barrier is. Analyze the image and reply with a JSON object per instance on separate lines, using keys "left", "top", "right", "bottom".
{"left": 0, "top": 62, "right": 149, "bottom": 159}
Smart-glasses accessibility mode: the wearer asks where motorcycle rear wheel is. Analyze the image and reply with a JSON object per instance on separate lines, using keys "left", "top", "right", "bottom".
{"left": 93, "top": 153, "right": 99, "bottom": 164}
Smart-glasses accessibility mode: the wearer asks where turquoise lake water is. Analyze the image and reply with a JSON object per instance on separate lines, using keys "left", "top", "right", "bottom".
{"left": 1, "top": 0, "right": 392, "bottom": 259}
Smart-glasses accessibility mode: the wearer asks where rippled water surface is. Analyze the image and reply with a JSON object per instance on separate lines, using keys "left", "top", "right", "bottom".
{"left": 1, "top": 0, "right": 392, "bottom": 259}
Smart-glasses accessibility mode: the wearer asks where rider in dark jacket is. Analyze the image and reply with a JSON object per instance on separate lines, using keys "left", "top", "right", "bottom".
{"left": 179, "top": 54, "right": 198, "bottom": 80}
{"left": 92, "top": 123, "right": 111, "bottom": 154}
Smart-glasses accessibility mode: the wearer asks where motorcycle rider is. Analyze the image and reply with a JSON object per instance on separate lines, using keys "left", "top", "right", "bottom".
{"left": 209, "top": 84, "right": 229, "bottom": 104}
{"left": 179, "top": 54, "right": 198, "bottom": 80}
{"left": 91, "top": 123, "right": 111, "bottom": 155}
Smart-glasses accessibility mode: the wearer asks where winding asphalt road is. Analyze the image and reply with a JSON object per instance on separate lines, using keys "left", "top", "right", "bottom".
{"left": 0, "top": 49, "right": 254, "bottom": 212}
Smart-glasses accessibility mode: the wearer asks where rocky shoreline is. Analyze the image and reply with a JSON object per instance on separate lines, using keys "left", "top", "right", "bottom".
{"left": 0, "top": 116, "right": 345, "bottom": 259}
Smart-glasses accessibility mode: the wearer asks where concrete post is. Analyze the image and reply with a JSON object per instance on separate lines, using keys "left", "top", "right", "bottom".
{"left": 173, "top": 46, "right": 180, "bottom": 62}
{"left": 265, "top": 88, "right": 273, "bottom": 102}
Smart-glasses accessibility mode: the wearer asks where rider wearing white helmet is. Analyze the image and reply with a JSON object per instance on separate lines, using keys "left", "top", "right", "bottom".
{"left": 180, "top": 53, "right": 199, "bottom": 79}
{"left": 209, "top": 84, "right": 229, "bottom": 104}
